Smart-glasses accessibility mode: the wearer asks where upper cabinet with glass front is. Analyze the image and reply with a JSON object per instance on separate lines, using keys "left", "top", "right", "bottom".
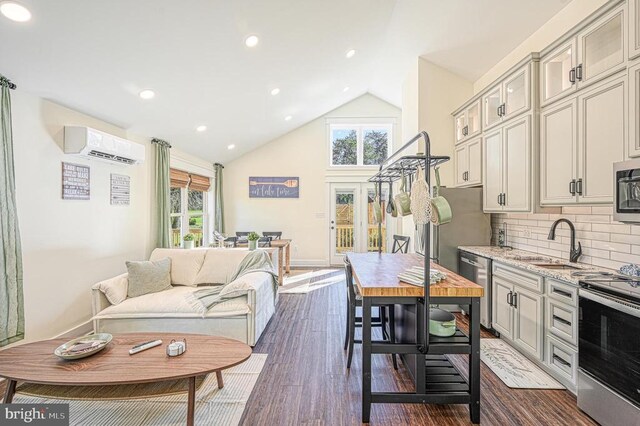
{"left": 541, "top": 4, "right": 626, "bottom": 107}
{"left": 482, "top": 61, "right": 533, "bottom": 131}
{"left": 453, "top": 99, "right": 482, "bottom": 144}
{"left": 630, "top": 0, "right": 640, "bottom": 59}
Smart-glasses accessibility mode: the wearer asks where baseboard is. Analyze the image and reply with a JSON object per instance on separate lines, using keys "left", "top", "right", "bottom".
{"left": 54, "top": 319, "right": 94, "bottom": 339}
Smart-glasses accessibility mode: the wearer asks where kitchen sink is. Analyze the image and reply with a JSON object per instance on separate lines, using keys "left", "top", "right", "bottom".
{"left": 530, "top": 263, "right": 582, "bottom": 270}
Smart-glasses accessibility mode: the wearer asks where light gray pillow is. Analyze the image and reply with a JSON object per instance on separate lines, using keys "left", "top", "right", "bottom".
{"left": 126, "top": 258, "right": 172, "bottom": 298}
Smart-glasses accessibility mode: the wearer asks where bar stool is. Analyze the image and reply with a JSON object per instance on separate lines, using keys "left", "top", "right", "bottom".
{"left": 344, "top": 258, "right": 398, "bottom": 370}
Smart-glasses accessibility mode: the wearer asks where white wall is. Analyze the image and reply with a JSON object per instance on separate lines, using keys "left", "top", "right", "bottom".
{"left": 11, "top": 91, "right": 153, "bottom": 344}
{"left": 223, "top": 94, "right": 401, "bottom": 266}
{"left": 473, "top": 0, "right": 609, "bottom": 93}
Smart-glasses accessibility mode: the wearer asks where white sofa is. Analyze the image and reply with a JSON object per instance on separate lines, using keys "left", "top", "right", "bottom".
{"left": 91, "top": 248, "right": 277, "bottom": 346}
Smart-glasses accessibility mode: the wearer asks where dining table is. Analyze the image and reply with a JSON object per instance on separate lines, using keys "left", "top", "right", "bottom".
{"left": 346, "top": 251, "right": 484, "bottom": 424}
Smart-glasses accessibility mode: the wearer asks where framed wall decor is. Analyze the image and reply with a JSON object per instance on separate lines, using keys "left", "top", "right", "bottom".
{"left": 61, "top": 162, "right": 90, "bottom": 200}
{"left": 110, "top": 174, "right": 130, "bottom": 205}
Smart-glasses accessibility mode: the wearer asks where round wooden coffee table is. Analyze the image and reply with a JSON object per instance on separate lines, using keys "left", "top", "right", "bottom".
{"left": 0, "top": 333, "right": 251, "bottom": 426}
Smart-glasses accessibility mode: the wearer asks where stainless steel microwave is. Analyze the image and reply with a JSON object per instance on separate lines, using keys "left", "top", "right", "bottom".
{"left": 614, "top": 159, "right": 640, "bottom": 223}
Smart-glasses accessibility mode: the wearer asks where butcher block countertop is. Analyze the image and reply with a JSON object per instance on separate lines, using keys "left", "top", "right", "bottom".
{"left": 346, "top": 252, "right": 484, "bottom": 298}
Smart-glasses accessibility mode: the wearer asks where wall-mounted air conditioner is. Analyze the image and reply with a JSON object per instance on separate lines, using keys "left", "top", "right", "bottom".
{"left": 64, "top": 126, "right": 145, "bottom": 165}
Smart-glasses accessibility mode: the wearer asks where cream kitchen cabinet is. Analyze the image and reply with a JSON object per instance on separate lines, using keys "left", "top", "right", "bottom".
{"left": 540, "top": 75, "right": 626, "bottom": 204}
{"left": 630, "top": 62, "right": 640, "bottom": 157}
{"left": 513, "top": 286, "right": 545, "bottom": 361}
{"left": 454, "top": 99, "right": 482, "bottom": 144}
{"left": 630, "top": 0, "right": 640, "bottom": 59}
{"left": 540, "top": 4, "right": 626, "bottom": 106}
{"left": 483, "top": 63, "right": 532, "bottom": 130}
{"left": 454, "top": 138, "right": 482, "bottom": 187}
{"left": 483, "top": 115, "right": 531, "bottom": 212}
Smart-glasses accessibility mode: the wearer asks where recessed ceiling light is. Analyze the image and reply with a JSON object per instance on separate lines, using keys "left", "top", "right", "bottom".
{"left": 245, "top": 35, "right": 259, "bottom": 48}
{"left": 139, "top": 89, "right": 155, "bottom": 100}
{"left": 227, "top": 144, "right": 236, "bottom": 150}
{"left": 284, "top": 115, "right": 292, "bottom": 121}
{"left": 343, "top": 86, "right": 350, "bottom": 92}
{"left": 0, "top": 1, "right": 31, "bottom": 22}
{"left": 345, "top": 49, "right": 356, "bottom": 59}
{"left": 270, "top": 88, "right": 280, "bottom": 96}
{"left": 196, "top": 125, "right": 207, "bottom": 132}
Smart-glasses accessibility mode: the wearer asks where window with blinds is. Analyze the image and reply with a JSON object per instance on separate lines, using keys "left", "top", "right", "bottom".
{"left": 169, "top": 168, "right": 211, "bottom": 248}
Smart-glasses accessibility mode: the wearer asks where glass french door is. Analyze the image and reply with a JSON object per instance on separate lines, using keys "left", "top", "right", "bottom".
{"left": 329, "top": 183, "right": 393, "bottom": 265}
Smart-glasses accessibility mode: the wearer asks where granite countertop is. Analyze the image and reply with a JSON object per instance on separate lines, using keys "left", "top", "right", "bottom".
{"left": 458, "top": 246, "right": 619, "bottom": 286}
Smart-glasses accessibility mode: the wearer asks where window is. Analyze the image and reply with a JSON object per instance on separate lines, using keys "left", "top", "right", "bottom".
{"left": 169, "top": 168, "right": 211, "bottom": 248}
{"left": 329, "top": 124, "right": 391, "bottom": 167}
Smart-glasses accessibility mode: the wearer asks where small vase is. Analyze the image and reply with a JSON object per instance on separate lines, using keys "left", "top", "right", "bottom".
{"left": 184, "top": 240, "right": 195, "bottom": 249}
{"left": 248, "top": 240, "right": 258, "bottom": 251}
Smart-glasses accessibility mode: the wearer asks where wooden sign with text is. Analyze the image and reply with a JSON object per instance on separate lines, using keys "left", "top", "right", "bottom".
{"left": 249, "top": 177, "right": 299, "bottom": 198}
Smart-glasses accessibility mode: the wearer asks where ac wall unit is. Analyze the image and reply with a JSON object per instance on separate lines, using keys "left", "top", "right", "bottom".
{"left": 64, "top": 126, "right": 145, "bottom": 165}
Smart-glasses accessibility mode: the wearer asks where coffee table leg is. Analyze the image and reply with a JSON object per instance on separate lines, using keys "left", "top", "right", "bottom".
{"left": 187, "top": 376, "right": 196, "bottom": 426}
{"left": 3, "top": 379, "right": 16, "bottom": 403}
{"left": 216, "top": 371, "right": 224, "bottom": 389}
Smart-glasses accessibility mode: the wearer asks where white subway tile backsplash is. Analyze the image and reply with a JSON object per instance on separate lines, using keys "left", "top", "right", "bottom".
{"left": 492, "top": 210, "right": 639, "bottom": 271}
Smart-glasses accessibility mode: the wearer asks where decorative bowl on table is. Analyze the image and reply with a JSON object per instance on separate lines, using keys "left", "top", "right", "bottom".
{"left": 54, "top": 333, "right": 113, "bottom": 360}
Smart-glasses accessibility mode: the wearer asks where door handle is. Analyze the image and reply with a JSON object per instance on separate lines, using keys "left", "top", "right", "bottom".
{"left": 500, "top": 104, "right": 506, "bottom": 116}
{"left": 497, "top": 106, "right": 502, "bottom": 117}
{"left": 576, "top": 64, "right": 583, "bottom": 81}
{"left": 576, "top": 178, "right": 583, "bottom": 195}
{"left": 497, "top": 194, "right": 502, "bottom": 205}
{"left": 569, "top": 179, "right": 576, "bottom": 195}
{"left": 569, "top": 68, "right": 576, "bottom": 84}
{"left": 553, "top": 315, "right": 572, "bottom": 326}
{"left": 553, "top": 354, "right": 571, "bottom": 367}
{"left": 512, "top": 293, "right": 518, "bottom": 308}
{"left": 507, "top": 291, "right": 513, "bottom": 306}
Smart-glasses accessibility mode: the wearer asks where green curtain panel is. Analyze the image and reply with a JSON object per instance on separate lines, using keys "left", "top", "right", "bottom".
{"left": 214, "top": 163, "right": 225, "bottom": 233}
{"left": 0, "top": 75, "right": 24, "bottom": 347}
{"left": 152, "top": 138, "right": 171, "bottom": 248}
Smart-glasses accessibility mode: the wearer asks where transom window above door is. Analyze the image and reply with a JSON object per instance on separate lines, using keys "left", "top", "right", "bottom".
{"left": 329, "top": 124, "right": 392, "bottom": 167}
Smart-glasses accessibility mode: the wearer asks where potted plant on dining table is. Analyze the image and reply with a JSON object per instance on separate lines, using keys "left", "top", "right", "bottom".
{"left": 247, "top": 232, "right": 260, "bottom": 250}
{"left": 183, "top": 233, "right": 195, "bottom": 249}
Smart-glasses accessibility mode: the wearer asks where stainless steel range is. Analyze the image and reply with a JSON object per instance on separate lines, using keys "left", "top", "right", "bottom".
{"left": 578, "top": 275, "right": 640, "bottom": 426}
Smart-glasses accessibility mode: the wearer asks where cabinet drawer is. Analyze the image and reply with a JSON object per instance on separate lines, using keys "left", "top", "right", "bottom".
{"left": 546, "top": 299, "right": 578, "bottom": 346}
{"left": 546, "top": 278, "right": 578, "bottom": 307}
{"left": 492, "top": 262, "right": 544, "bottom": 293}
{"left": 546, "top": 334, "right": 578, "bottom": 387}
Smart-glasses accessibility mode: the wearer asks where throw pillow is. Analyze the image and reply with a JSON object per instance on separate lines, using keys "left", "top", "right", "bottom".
{"left": 126, "top": 258, "right": 172, "bottom": 298}
{"left": 149, "top": 248, "right": 207, "bottom": 286}
{"left": 93, "top": 273, "right": 128, "bottom": 305}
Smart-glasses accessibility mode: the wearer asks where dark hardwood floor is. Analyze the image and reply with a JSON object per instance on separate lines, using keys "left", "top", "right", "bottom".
{"left": 240, "top": 273, "right": 597, "bottom": 425}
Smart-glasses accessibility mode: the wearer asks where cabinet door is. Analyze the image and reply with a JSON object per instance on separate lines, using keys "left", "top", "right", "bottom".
{"left": 466, "top": 99, "right": 482, "bottom": 138}
{"left": 513, "top": 286, "right": 544, "bottom": 361}
{"left": 578, "top": 76, "right": 626, "bottom": 203}
{"left": 467, "top": 138, "right": 482, "bottom": 186}
{"left": 503, "top": 65, "right": 530, "bottom": 119}
{"left": 502, "top": 117, "right": 531, "bottom": 211}
{"left": 541, "top": 39, "right": 578, "bottom": 106}
{"left": 492, "top": 277, "right": 514, "bottom": 340}
{"left": 630, "top": 0, "right": 640, "bottom": 59}
{"left": 577, "top": 6, "right": 626, "bottom": 88}
{"left": 483, "top": 129, "right": 503, "bottom": 211}
{"left": 483, "top": 86, "right": 503, "bottom": 130}
{"left": 454, "top": 143, "right": 469, "bottom": 186}
{"left": 455, "top": 111, "right": 466, "bottom": 144}
{"left": 540, "top": 99, "right": 578, "bottom": 204}
{"left": 630, "top": 62, "right": 640, "bottom": 158}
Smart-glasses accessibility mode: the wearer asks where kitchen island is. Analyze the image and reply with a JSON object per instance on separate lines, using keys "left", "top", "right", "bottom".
{"left": 346, "top": 252, "right": 484, "bottom": 424}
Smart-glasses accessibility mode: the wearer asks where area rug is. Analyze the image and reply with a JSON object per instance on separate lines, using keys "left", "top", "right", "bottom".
{"left": 480, "top": 339, "right": 564, "bottom": 389}
{"left": 13, "top": 353, "right": 267, "bottom": 426}
{"left": 279, "top": 269, "right": 344, "bottom": 294}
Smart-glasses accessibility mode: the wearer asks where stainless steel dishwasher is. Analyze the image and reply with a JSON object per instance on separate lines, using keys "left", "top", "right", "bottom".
{"left": 458, "top": 251, "right": 492, "bottom": 329}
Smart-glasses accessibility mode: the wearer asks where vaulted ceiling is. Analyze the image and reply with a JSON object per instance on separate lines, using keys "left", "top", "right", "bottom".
{"left": 0, "top": 0, "right": 570, "bottom": 162}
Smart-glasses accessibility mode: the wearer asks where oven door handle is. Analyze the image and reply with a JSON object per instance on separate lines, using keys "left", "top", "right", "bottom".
{"left": 580, "top": 288, "right": 640, "bottom": 319}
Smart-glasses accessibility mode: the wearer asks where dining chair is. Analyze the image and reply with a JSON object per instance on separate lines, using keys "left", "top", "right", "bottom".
{"left": 224, "top": 237, "right": 237, "bottom": 248}
{"left": 236, "top": 232, "right": 250, "bottom": 238}
{"left": 344, "top": 258, "right": 398, "bottom": 370}
{"left": 262, "top": 231, "right": 282, "bottom": 241}
{"left": 257, "top": 237, "right": 272, "bottom": 248}
{"left": 392, "top": 235, "right": 410, "bottom": 254}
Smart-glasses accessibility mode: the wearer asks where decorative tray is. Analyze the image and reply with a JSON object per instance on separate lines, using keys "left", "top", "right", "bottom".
{"left": 54, "top": 333, "right": 113, "bottom": 360}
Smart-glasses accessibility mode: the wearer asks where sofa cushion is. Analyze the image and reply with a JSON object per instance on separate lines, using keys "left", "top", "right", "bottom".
{"left": 93, "top": 273, "right": 128, "bottom": 305}
{"left": 126, "top": 258, "right": 172, "bottom": 298}
{"left": 149, "top": 248, "right": 207, "bottom": 286}
{"left": 94, "top": 286, "right": 250, "bottom": 318}
{"left": 193, "top": 249, "right": 252, "bottom": 285}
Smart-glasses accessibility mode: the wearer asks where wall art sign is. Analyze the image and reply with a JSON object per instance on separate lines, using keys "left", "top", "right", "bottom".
{"left": 249, "top": 176, "right": 299, "bottom": 198}
{"left": 62, "top": 162, "right": 90, "bottom": 200}
{"left": 110, "top": 174, "right": 131, "bottom": 205}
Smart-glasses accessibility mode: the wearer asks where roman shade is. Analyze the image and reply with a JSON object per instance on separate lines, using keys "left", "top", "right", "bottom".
{"left": 189, "top": 173, "right": 210, "bottom": 192}
{"left": 170, "top": 168, "right": 190, "bottom": 188}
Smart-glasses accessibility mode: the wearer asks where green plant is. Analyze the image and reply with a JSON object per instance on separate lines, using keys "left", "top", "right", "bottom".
{"left": 247, "top": 232, "right": 260, "bottom": 241}
{"left": 183, "top": 233, "right": 195, "bottom": 241}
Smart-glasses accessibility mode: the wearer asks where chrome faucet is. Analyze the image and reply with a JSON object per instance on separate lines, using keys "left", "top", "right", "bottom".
{"left": 548, "top": 218, "right": 582, "bottom": 263}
